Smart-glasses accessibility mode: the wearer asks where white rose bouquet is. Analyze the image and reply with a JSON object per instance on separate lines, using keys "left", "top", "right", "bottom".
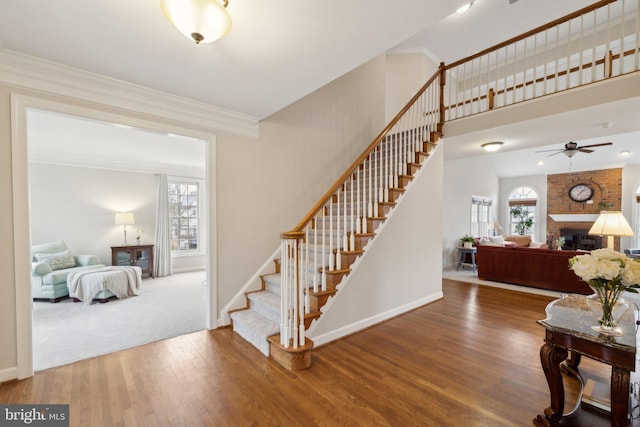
{"left": 569, "top": 248, "right": 640, "bottom": 330}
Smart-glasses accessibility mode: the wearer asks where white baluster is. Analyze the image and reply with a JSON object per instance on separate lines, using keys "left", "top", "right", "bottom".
{"left": 350, "top": 175, "right": 356, "bottom": 250}
{"left": 336, "top": 189, "right": 342, "bottom": 271}
{"left": 329, "top": 202, "right": 334, "bottom": 271}
{"left": 321, "top": 207, "right": 326, "bottom": 291}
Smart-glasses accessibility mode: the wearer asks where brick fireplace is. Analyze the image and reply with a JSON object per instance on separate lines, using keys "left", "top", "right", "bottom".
{"left": 558, "top": 227, "right": 602, "bottom": 250}
{"left": 546, "top": 168, "right": 622, "bottom": 251}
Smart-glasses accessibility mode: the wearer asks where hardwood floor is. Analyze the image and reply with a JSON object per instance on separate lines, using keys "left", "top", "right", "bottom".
{"left": 0, "top": 279, "right": 633, "bottom": 426}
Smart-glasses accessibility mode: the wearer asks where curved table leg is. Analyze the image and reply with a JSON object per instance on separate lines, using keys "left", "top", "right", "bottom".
{"left": 534, "top": 342, "right": 569, "bottom": 426}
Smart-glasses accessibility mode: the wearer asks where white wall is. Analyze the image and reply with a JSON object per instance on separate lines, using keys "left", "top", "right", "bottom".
{"left": 499, "top": 174, "right": 548, "bottom": 243}
{"left": 385, "top": 54, "right": 439, "bottom": 124}
{"left": 215, "top": 56, "right": 387, "bottom": 311}
{"left": 442, "top": 154, "right": 499, "bottom": 267}
{"left": 309, "top": 146, "right": 444, "bottom": 343}
{"left": 29, "top": 164, "right": 157, "bottom": 267}
{"left": 28, "top": 163, "right": 206, "bottom": 273}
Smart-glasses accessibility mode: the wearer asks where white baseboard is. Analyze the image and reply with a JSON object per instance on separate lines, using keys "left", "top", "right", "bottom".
{"left": 309, "top": 291, "right": 444, "bottom": 347}
{"left": 0, "top": 366, "right": 18, "bottom": 383}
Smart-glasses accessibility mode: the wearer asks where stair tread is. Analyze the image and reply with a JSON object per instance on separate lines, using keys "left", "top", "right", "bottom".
{"left": 248, "top": 290, "right": 280, "bottom": 307}
{"left": 230, "top": 310, "right": 279, "bottom": 336}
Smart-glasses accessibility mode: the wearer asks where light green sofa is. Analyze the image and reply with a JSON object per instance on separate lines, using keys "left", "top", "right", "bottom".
{"left": 31, "top": 240, "right": 106, "bottom": 302}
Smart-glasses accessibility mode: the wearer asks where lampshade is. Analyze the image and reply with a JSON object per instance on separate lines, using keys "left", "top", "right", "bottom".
{"left": 161, "top": 0, "right": 232, "bottom": 44}
{"left": 115, "top": 212, "right": 135, "bottom": 226}
{"left": 588, "top": 210, "right": 634, "bottom": 249}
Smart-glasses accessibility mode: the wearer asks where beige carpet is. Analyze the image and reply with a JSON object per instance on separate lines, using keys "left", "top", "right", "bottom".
{"left": 32, "top": 270, "right": 207, "bottom": 371}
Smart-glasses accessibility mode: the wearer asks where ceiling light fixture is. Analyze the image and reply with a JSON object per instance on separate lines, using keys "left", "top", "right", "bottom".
{"left": 481, "top": 141, "right": 504, "bottom": 152}
{"left": 619, "top": 150, "right": 631, "bottom": 157}
{"left": 161, "top": 0, "right": 232, "bottom": 45}
{"left": 456, "top": 2, "right": 473, "bottom": 14}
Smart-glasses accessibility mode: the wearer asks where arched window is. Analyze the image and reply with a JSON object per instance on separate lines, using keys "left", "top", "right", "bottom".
{"left": 508, "top": 186, "right": 537, "bottom": 236}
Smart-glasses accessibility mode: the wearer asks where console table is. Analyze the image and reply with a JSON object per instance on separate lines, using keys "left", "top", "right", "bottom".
{"left": 534, "top": 294, "right": 636, "bottom": 427}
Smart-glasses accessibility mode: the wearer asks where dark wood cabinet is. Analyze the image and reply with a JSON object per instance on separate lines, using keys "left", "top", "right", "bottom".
{"left": 111, "top": 244, "right": 154, "bottom": 278}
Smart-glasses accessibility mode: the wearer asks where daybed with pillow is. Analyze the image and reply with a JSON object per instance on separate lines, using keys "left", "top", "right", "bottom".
{"left": 31, "top": 240, "right": 106, "bottom": 302}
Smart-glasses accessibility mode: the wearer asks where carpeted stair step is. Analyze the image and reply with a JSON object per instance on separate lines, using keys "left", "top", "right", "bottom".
{"left": 230, "top": 309, "right": 279, "bottom": 356}
{"left": 247, "top": 290, "right": 281, "bottom": 324}
{"left": 263, "top": 273, "right": 282, "bottom": 295}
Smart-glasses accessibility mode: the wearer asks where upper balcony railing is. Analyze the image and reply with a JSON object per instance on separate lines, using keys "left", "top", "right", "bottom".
{"left": 443, "top": 0, "right": 639, "bottom": 120}
{"left": 277, "top": 0, "right": 640, "bottom": 353}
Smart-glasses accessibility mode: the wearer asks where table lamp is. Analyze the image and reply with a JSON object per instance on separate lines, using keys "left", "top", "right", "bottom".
{"left": 115, "top": 212, "right": 135, "bottom": 246}
{"left": 588, "top": 210, "right": 634, "bottom": 249}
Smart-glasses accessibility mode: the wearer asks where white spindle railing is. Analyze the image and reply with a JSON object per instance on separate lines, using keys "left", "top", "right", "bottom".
{"left": 276, "top": 0, "right": 640, "bottom": 352}
{"left": 277, "top": 69, "right": 443, "bottom": 350}
{"left": 444, "top": 0, "right": 639, "bottom": 121}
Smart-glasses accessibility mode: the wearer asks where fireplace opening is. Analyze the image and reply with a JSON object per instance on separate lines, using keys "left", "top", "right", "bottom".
{"left": 560, "top": 228, "right": 602, "bottom": 251}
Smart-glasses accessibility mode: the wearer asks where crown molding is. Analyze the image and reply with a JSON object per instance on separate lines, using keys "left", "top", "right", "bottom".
{"left": 29, "top": 150, "right": 206, "bottom": 179}
{"left": 0, "top": 49, "right": 259, "bottom": 138}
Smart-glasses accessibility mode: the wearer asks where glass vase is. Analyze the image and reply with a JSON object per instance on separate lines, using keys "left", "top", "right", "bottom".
{"left": 586, "top": 293, "right": 630, "bottom": 336}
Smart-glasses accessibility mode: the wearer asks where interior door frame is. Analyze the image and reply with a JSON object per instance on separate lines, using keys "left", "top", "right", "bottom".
{"left": 11, "top": 93, "right": 217, "bottom": 379}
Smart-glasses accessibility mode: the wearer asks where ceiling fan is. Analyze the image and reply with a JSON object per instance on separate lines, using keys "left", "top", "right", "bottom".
{"left": 535, "top": 141, "right": 613, "bottom": 158}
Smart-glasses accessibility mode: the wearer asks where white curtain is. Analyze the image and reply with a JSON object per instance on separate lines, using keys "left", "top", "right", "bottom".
{"left": 154, "top": 174, "right": 172, "bottom": 277}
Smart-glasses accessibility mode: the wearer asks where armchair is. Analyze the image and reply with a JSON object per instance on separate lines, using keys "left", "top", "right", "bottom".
{"left": 31, "top": 240, "right": 105, "bottom": 302}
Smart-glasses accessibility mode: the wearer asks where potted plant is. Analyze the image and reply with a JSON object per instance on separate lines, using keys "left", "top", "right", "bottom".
{"left": 510, "top": 206, "right": 533, "bottom": 236}
{"left": 461, "top": 234, "right": 475, "bottom": 249}
{"left": 555, "top": 236, "right": 565, "bottom": 250}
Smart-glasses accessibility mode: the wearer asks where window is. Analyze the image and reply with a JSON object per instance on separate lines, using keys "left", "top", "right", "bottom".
{"left": 168, "top": 180, "right": 200, "bottom": 252}
{"left": 471, "top": 196, "right": 492, "bottom": 237}
{"left": 508, "top": 186, "right": 537, "bottom": 236}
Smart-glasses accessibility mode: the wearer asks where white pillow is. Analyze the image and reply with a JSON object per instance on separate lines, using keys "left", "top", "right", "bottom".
{"left": 489, "top": 236, "right": 505, "bottom": 246}
{"left": 34, "top": 250, "right": 76, "bottom": 271}
{"left": 479, "top": 237, "right": 502, "bottom": 247}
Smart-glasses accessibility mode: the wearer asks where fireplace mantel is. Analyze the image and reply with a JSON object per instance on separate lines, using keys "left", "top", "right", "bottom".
{"left": 549, "top": 214, "right": 599, "bottom": 222}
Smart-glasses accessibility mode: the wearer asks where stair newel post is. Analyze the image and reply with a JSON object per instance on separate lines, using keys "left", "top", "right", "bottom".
{"left": 279, "top": 238, "right": 290, "bottom": 346}
{"left": 280, "top": 231, "right": 305, "bottom": 349}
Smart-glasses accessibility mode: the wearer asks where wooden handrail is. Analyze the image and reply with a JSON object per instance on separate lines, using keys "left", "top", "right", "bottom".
{"left": 285, "top": 0, "right": 630, "bottom": 235}
{"left": 285, "top": 64, "right": 445, "bottom": 234}
{"left": 445, "top": 0, "right": 618, "bottom": 71}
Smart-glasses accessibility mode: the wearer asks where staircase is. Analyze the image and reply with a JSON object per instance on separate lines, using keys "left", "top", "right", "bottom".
{"left": 229, "top": 0, "right": 639, "bottom": 368}
{"left": 230, "top": 134, "right": 441, "bottom": 359}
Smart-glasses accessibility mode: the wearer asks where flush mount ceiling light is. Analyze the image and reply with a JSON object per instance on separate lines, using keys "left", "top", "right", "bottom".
{"left": 481, "top": 141, "right": 504, "bottom": 152}
{"left": 161, "top": 0, "right": 232, "bottom": 45}
{"left": 456, "top": 2, "right": 473, "bottom": 14}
